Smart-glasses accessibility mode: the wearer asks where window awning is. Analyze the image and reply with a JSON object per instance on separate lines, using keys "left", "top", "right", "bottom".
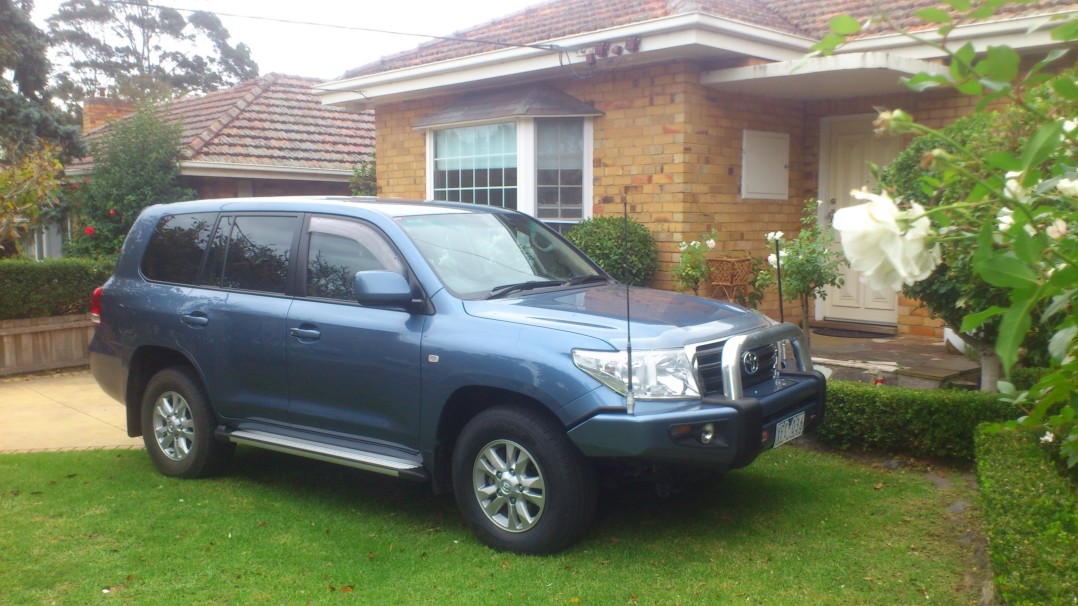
{"left": 414, "top": 83, "right": 603, "bottom": 129}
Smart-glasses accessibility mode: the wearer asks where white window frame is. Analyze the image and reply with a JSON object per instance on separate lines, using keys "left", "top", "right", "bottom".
{"left": 425, "top": 117, "right": 593, "bottom": 223}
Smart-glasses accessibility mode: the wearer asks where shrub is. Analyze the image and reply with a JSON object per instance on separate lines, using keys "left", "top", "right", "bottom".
{"left": 0, "top": 258, "right": 114, "bottom": 320}
{"left": 975, "top": 426, "right": 1078, "bottom": 605}
{"left": 818, "top": 381, "right": 1019, "bottom": 461}
{"left": 565, "top": 216, "right": 658, "bottom": 287}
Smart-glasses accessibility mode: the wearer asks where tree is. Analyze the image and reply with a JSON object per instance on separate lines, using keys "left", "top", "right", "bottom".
{"left": 349, "top": 154, "right": 377, "bottom": 196}
{"left": 0, "top": 0, "right": 82, "bottom": 159}
{"left": 64, "top": 107, "right": 194, "bottom": 257}
{"left": 0, "top": 144, "right": 63, "bottom": 257}
{"left": 47, "top": 0, "right": 258, "bottom": 105}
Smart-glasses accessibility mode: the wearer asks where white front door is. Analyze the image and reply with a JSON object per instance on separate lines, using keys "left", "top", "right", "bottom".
{"left": 819, "top": 116, "right": 904, "bottom": 325}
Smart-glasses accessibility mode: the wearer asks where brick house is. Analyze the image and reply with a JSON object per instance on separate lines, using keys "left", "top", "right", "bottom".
{"left": 33, "top": 74, "right": 374, "bottom": 258}
{"left": 314, "top": 0, "right": 1074, "bottom": 338}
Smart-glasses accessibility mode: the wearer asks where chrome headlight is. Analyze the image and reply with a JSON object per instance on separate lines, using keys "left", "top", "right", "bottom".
{"left": 572, "top": 348, "right": 700, "bottom": 400}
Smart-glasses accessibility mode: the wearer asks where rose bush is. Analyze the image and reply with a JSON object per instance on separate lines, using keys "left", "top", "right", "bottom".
{"left": 817, "top": 1, "right": 1078, "bottom": 466}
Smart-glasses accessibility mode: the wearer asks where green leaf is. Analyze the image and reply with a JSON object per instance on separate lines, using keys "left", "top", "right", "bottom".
{"left": 810, "top": 33, "right": 847, "bottom": 56}
{"left": 997, "top": 380, "right": 1016, "bottom": 396}
{"left": 828, "top": 14, "right": 862, "bottom": 35}
{"left": 974, "top": 46, "right": 1020, "bottom": 83}
{"left": 1043, "top": 291, "right": 1075, "bottom": 319}
{"left": 960, "top": 305, "right": 1006, "bottom": 332}
{"left": 1010, "top": 227, "right": 1046, "bottom": 265}
{"left": 955, "top": 78, "right": 984, "bottom": 96}
{"left": 983, "top": 151, "right": 1021, "bottom": 171}
{"left": 976, "top": 253, "right": 1039, "bottom": 289}
{"left": 1020, "top": 121, "right": 1065, "bottom": 171}
{"left": 902, "top": 73, "right": 946, "bottom": 92}
{"left": 915, "top": 7, "right": 952, "bottom": 23}
{"left": 1052, "top": 77, "right": 1078, "bottom": 100}
{"left": 1048, "top": 324, "right": 1078, "bottom": 360}
{"left": 996, "top": 298, "right": 1034, "bottom": 375}
{"left": 1051, "top": 19, "right": 1078, "bottom": 41}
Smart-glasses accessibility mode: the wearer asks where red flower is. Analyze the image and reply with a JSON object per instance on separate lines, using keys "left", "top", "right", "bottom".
{"left": 108, "top": 209, "right": 116, "bottom": 216}
{"left": 84, "top": 226, "right": 95, "bottom": 236}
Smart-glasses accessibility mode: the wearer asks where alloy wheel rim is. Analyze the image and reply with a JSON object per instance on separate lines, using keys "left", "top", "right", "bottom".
{"left": 471, "top": 439, "right": 546, "bottom": 533}
{"left": 152, "top": 391, "right": 195, "bottom": 461}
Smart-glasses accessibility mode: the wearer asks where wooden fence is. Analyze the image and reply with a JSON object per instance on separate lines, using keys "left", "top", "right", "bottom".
{"left": 0, "top": 315, "right": 95, "bottom": 376}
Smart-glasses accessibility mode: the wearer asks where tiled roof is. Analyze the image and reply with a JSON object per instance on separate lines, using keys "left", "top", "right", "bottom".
{"left": 341, "top": 0, "right": 1073, "bottom": 79}
{"left": 75, "top": 74, "right": 373, "bottom": 174}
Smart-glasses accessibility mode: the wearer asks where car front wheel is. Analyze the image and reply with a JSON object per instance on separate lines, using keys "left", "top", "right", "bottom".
{"left": 452, "top": 405, "right": 596, "bottom": 554}
{"left": 140, "top": 366, "right": 234, "bottom": 478}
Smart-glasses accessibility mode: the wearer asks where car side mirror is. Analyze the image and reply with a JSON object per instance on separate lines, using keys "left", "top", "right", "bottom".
{"left": 354, "top": 270, "right": 414, "bottom": 309}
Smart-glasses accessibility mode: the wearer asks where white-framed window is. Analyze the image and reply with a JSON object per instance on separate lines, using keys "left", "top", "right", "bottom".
{"left": 427, "top": 117, "right": 593, "bottom": 230}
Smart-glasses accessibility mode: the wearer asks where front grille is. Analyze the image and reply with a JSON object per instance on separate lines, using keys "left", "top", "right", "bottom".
{"left": 695, "top": 340, "right": 779, "bottom": 397}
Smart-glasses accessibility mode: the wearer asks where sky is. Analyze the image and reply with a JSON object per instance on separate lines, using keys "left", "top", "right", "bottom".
{"left": 30, "top": 0, "right": 547, "bottom": 81}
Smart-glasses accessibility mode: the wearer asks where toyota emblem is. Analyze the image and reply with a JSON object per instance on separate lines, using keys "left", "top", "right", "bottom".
{"left": 741, "top": 350, "right": 759, "bottom": 375}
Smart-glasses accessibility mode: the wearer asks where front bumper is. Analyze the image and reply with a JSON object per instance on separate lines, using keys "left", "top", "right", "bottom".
{"left": 567, "top": 370, "right": 825, "bottom": 469}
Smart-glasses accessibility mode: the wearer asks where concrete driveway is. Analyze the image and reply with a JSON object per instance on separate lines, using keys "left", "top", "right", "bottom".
{"left": 0, "top": 370, "right": 142, "bottom": 453}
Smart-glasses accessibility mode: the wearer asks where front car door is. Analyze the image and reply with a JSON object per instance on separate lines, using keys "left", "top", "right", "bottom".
{"left": 286, "top": 215, "right": 424, "bottom": 453}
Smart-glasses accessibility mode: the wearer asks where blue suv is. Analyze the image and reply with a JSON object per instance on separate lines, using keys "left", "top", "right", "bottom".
{"left": 89, "top": 196, "right": 825, "bottom": 554}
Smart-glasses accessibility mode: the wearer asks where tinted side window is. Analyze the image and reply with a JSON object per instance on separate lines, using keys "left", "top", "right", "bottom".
{"left": 203, "top": 215, "right": 298, "bottom": 293}
{"left": 141, "top": 212, "right": 217, "bottom": 285}
{"left": 305, "top": 216, "right": 404, "bottom": 301}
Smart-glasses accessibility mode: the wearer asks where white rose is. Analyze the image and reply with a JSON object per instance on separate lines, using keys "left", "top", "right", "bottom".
{"left": 1057, "top": 178, "right": 1078, "bottom": 197}
{"left": 1047, "top": 218, "right": 1068, "bottom": 240}
{"left": 996, "top": 207, "right": 1015, "bottom": 232}
{"left": 765, "top": 231, "right": 784, "bottom": 243}
{"left": 832, "top": 189, "right": 941, "bottom": 291}
{"left": 1004, "top": 171, "right": 1030, "bottom": 204}
{"left": 677, "top": 241, "right": 687, "bottom": 251}
{"left": 705, "top": 239, "right": 716, "bottom": 249}
{"left": 767, "top": 253, "right": 778, "bottom": 268}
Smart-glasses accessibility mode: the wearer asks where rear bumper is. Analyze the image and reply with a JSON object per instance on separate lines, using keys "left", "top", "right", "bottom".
{"left": 567, "top": 370, "right": 825, "bottom": 470}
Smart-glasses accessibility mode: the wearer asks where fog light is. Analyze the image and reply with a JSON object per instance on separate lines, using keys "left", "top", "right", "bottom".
{"left": 700, "top": 423, "right": 715, "bottom": 444}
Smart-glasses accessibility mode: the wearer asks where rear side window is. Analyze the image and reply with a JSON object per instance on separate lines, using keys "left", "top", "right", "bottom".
{"left": 202, "top": 215, "right": 298, "bottom": 294}
{"left": 141, "top": 212, "right": 218, "bottom": 285}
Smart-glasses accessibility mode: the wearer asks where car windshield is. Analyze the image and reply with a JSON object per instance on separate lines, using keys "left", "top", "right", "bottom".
{"left": 396, "top": 211, "right": 606, "bottom": 299}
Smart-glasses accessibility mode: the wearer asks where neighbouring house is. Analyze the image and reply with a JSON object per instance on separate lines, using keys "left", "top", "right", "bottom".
{"left": 314, "top": 0, "right": 1075, "bottom": 339}
{"left": 28, "top": 73, "right": 374, "bottom": 258}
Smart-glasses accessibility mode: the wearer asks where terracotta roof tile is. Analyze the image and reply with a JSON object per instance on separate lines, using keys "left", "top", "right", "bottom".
{"left": 340, "top": 0, "right": 1074, "bottom": 79}
{"left": 74, "top": 74, "right": 373, "bottom": 174}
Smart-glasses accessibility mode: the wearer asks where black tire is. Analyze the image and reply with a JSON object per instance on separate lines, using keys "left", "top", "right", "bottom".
{"left": 140, "top": 366, "right": 234, "bottom": 478}
{"left": 452, "top": 405, "right": 597, "bottom": 554}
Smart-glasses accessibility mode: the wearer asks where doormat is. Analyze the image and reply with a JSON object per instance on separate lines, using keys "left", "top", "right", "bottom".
{"left": 813, "top": 327, "right": 886, "bottom": 339}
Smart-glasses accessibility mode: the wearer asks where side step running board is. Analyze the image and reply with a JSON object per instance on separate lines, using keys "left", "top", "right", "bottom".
{"left": 225, "top": 429, "right": 429, "bottom": 481}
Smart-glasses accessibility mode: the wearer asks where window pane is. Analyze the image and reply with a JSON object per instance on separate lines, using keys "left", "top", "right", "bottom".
{"left": 142, "top": 212, "right": 217, "bottom": 285}
{"left": 204, "top": 215, "right": 297, "bottom": 293}
{"left": 306, "top": 217, "right": 403, "bottom": 301}
{"left": 433, "top": 122, "right": 517, "bottom": 209}
{"left": 536, "top": 118, "right": 586, "bottom": 227}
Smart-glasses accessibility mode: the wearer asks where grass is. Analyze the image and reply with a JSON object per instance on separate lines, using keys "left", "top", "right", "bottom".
{"left": 0, "top": 446, "right": 982, "bottom": 605}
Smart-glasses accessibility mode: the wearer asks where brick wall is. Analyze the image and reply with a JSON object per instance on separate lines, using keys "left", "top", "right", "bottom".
{"left": 370, "top": 64, "right": 992, "bottom": 336}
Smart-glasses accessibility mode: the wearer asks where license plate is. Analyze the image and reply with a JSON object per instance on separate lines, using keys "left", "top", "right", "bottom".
{"left": 773, "top": 412, "right": 805, "bottom": 448}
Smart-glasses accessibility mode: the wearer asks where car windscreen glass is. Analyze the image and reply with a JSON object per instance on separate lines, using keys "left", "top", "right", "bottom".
{"left": 396, "top": 212, "right": 603, "bottom": 299}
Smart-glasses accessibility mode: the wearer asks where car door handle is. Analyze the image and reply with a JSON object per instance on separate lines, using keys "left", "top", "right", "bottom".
{"left": 289, "top": 327, "right": 321, "bottom": 340}
{"left": 180, "top": 313, "right": 209, "bottom": 327}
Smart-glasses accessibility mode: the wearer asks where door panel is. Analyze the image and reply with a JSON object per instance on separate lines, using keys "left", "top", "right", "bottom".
{"left": 821, "top": 117, "right": 902, "bottom": 325}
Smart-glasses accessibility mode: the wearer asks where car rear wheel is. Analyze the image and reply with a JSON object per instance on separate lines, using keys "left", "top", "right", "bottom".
{"left": 452, "top": 405, "right": 596, "bottom": 554}
{"left": 141, "top": 367, "right": 234, "bottom": 478}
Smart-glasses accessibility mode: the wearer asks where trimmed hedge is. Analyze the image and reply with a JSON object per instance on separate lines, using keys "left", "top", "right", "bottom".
{"left": 818, "top": 381, "right": 1020, "bottom": 461}
{"left": 975, "top": 426, "right": 1078, "bottom": 605}
{"left": 0, "top": 258, "right": 114, "bottom": 320}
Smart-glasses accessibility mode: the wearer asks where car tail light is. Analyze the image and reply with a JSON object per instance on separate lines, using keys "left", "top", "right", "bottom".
{"left": 90, "top": 287, "right": 103, "bottom": 324}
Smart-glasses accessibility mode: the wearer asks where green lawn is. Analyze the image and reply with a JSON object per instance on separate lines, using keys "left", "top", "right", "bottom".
{"left": 0, "top": 446, "right": 982, "bottom": 605}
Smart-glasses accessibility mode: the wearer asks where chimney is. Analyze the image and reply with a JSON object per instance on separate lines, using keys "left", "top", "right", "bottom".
{"left": 81, "top": 93, "right": 137, "bottom": 133}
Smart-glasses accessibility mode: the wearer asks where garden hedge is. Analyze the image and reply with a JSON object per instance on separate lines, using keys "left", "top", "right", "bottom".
{"left": 818, "top": 381, "right": 1020, "bottom": 461}
{"left": 0, "top": 258, "right": 114, "bottom": 320}
{"left": 975, "top": 426, "right": 1077, "bottom": 605}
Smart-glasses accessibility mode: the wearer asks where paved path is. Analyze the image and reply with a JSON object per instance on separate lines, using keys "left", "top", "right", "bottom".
{"left": 0, "top": 370, "right": 142, "bottom": 453}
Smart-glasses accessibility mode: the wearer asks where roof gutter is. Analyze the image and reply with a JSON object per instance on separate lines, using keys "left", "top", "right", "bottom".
{"left": 179, "top": 162, "right": 354, "bottom": 182}
{"left": 314, "top": 13, "right": 814, "bottom": 108}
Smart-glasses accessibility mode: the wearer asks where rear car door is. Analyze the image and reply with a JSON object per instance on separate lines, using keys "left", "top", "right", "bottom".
{"left": 286, "top": 215, "right": 423, "bottom": 450}
{"left": 180, "top": 213, "right": 300, "bottom": 426}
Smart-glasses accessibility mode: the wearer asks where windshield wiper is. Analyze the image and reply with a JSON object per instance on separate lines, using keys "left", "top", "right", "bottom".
{"left": 563, "top": 275, "right": 611, "bottom": 287}
{"left": 486, "top": 280, "right": 566, "bottom": 299}
{"left": 486, "top": 275, "right": 611, "bottom": 300}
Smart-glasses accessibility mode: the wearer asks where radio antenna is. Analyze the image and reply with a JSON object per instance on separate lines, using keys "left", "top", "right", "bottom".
{"left": 623, "top": 197, "right": 635, "bottom": 414}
